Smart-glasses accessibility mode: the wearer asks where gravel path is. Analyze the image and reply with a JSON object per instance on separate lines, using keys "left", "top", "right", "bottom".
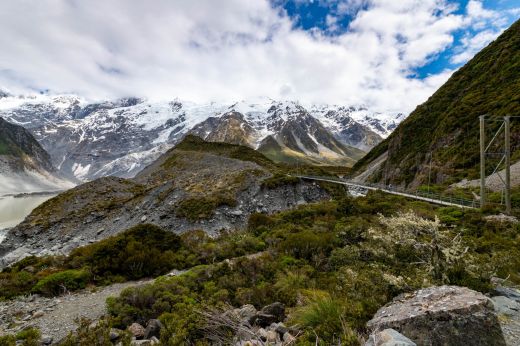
{"left": 0, "top": 279, "right": 152, "bottom": 342}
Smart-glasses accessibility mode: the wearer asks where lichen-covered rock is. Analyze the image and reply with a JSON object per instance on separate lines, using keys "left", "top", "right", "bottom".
{"left": 365, "top": 328, "right": 416, "bottom": 346}
{"left": 367, "top": 286, "right": 505, "bottom": 346}
{"left": 128, "top": 322, "right": 146, "bottom": 339}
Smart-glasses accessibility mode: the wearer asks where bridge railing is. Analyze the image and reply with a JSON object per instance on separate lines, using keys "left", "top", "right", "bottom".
{"left": 294, "top": 175, "right": 481, "bottom": 208}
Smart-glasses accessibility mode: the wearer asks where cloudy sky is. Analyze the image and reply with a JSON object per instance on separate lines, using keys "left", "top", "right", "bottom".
{"left": 0, "top": 0, "right": 518, "bottom": 113}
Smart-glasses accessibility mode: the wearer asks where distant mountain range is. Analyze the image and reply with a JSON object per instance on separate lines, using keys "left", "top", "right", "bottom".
{"left": 0, "top": 117, "right": 73, "bottom": 195}
{"left": 0, "top": 95, "right": 403, "bottom": 181}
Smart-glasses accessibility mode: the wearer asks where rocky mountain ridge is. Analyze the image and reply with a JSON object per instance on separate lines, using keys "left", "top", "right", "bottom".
{"left": 0, "top": 117, "right": 73, "bottom": 195}
{"left": 0, "top": 136, "right": 329, "bottom": 267}
{"left": 190, "top": 101, "right": 367, "bottom": 166}
{"left": 0, "top": 95, "right": 403, "bottom": 181}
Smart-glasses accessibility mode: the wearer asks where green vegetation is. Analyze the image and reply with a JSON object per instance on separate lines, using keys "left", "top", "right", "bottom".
{"left": 174, "top": 135, "right": 276, "bottom": 170}
{"left": 353, "top": 19, "right": 520, "bottom": 187}
{"left": 175, "top": 195, "right": 237, "bottom": 220}
{"left": 0, "top": 224, "right": 266, "bottom": 300}
{"left": 32, "top": 269, "right": 91, "bottom": 296}
{"left": 101, "top": 192, "right": 520, "bottom": 345}
{"left": 0, "top": 327, "right": 40, "bottom": 346}
{"left": 261, "top": 173, "right": 300, "bottom": 189}
{"left": 2, "top": 191, "right": 520, "bottom": 344}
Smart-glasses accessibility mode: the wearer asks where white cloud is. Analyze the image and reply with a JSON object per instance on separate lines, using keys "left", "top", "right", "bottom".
{"left": 450, "top": 0, "right": 517, "bottom": 65}
{"left": 0, "top": 0, "right": 515, "bottom": 114}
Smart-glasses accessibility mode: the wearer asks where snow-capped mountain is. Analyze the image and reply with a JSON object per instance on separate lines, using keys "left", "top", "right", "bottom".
{"left": 0, "top": 93, "right": 405, "bottom": 181}
{"left": 191, "top": 101, "right": 366, "bottom": 166}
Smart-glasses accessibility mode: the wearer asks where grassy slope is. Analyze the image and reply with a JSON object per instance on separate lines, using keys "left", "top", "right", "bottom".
{"left": 353, "top": 19, "right": 520, "bottom": 186}
{"left": 5, "top": 191, "right": 518, "bottom": 345}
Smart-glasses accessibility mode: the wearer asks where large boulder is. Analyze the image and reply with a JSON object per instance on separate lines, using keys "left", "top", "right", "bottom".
{"left": 367, "top": 286, "right": 505, "bottom": 346}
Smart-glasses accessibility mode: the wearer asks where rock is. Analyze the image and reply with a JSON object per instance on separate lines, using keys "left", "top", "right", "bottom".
{"left": 96, "top": 228, "right": 105, "bottom": 235}
{"left": 144, "top": 319, "right": 163, "bottom": 339}
{"left": 365, "top": 329, "right": 416, "bottom": 346}
{"left": 265, "top": 330, "right": 279, "bottom": 343}
{"left": 131, "top": 340, "right": 152, "bottom": 346}
{"left": 250, "top": 313, "right": 278, "bottom": 327}
{"left": 110, "top": 328, "right": 122, "bottom": 341}
{"left": 150, "top": 336, "right": 160, "bottom": 345}
{"left": 32, "top": 310, "right": 45, "bottom": 318}
{"left": 283, "top": 332, "right": 296, "bottom": 343}
{"left": 141, "top": 215, "right": 147, "bottom": 222}
{"left": 261, "top": 302, "right": 285, "bottom": 322}
{"left": 41, "top": 335, "right": 53, "bottom": 345}
{"left": 492, "top": 296, "right": 520, "bottom": 316}
{"left": 273, "top": 322, "right": 289, "bottom": 336}
{"left": 494, "top": 286, "right": 520, "bottom": 303}
{"left": 367, "top": 286, "right": 505, "bottom": 346}
{"left": 235, "top": 304, "right": 257, "bottom": 320}
{"left": 128, "top": 322, "right": 146, "bottom": 339}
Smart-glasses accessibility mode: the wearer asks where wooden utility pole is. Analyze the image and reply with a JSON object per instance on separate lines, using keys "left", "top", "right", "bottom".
{"left": 480, "top": 115, "right": 486, "bottom": 209}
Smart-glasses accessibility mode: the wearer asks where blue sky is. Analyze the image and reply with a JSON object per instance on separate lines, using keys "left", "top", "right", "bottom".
{"left": 0, "top": 0, "right": 518, "bottom": 113}
{"left": 275, "top": 0, "right": 519, "bottom": 77}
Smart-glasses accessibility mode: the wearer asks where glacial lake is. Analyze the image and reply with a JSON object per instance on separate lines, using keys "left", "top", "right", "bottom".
{"left": 0, "top": 194, "right": 55, "bottom": 242}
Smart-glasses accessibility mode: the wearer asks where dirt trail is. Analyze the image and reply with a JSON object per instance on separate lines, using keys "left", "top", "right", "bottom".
{"left": 0, "top": 280, "right": 152, "bottom": 342}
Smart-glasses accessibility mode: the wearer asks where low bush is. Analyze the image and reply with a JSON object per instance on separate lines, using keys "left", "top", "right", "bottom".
{"left": 176, "top": 195, "right": 236, "bottom": 220}
{"left": 32, "top": 269, "right": 91, "bottom": 296}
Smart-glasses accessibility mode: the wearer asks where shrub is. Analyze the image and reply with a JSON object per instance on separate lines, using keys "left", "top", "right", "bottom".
{"left": 290, "top": 290, "right": 359, "bottom": 345}
{"left": 68, "top": 224, "right": 183, "bottom": 281}
{"left": 176, "top": 195, "right": 236, "bottom": 220}
{"left": 261, "top": 174, "right": 299, "bottom": 189}
{"left": 32, "top": 269, "right": 90, "bottom": 296}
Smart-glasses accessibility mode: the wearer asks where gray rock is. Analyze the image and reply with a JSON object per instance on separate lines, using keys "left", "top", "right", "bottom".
{"left": 32, "top": 310, "right": 44, "bottom": 318}
{"left": 494, "top": 286, "right": 520, "bottom": 303}
{"left": 141, "top": 215, "right": 147, "bottom": 222}
{"left": 128, "top": 322, "right": 146, "bottom": 339}
{"left": 144, "top": 319, "right": 162, "bottom": 339}
{"left": 367, "top": 286, "right": 505, "bottom": 346}
{"left": 235, "top": 304, "right": 257, "bottom": 320}
{"left": 283, "top": 332, "right": 296, "bottom": 343}
{"left": 110, "top": 328, "right": 122, "bottom": 341}
{"left": 365, "top": 329, "right": 416, "bottom": 346}
{"left": 493, "top": 296, "right": 520, "bottom": 316}
{"left": 41, "top": 335, "right": 53, "bottom": 345}
{"left": 260, "top": 302, "right": 285, "bottom": 322}
{"left": 131, "top": 340, "right": 152, "bottom": 346}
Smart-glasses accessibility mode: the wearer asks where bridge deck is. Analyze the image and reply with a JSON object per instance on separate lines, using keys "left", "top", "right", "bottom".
{"left": 294, "top": 175, "right": 479, "bottom": 209}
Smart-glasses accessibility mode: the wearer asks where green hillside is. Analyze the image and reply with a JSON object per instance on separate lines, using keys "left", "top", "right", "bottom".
{"left": 353, "top": 19, "right": 520, "bottom": 187}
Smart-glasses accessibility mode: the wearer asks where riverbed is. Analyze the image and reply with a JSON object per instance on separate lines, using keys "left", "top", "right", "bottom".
{"left": 0, "top": 194, "right": 56, "bottom": 242}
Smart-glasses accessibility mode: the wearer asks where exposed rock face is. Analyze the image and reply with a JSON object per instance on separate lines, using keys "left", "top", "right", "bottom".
{"left": 0, "top": 137, "right": 330, "bottom": 267}
{"left": 367, "top": 286, "right": 505, "bottom": 346}
{"left": 0, "top": 117, "right": 73, "bottom": 195}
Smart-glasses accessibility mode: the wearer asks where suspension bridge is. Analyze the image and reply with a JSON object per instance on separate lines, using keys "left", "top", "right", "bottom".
{"left": 293, "top": 175, "right": 479, "bottom": 209}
